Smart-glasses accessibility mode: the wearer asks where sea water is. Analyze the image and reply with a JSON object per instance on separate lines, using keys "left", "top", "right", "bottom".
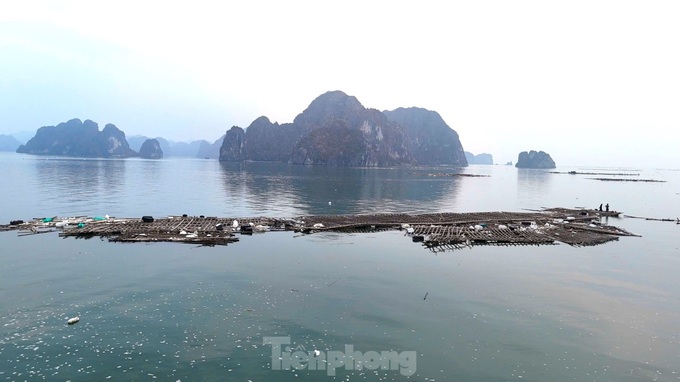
{"left": 0, "top": 152, "right": 679, "bottom": 381}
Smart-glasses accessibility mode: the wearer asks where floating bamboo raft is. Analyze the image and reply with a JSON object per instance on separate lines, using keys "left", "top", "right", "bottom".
{"left": 1, "top": 208, "right": 638, "bottom": 250}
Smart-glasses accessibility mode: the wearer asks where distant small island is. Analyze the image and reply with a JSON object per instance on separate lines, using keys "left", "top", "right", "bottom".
{"left": 515, "top": 150, "right": 556, "bottom": 169}
{"left": 465, "top": 151, "right": 494, "bottom": 165}
{"left": 138, "top": 138, "right": 164, "bottom": 159}
{"left": 16, "top": 119, "right": 137, "bottom": 158}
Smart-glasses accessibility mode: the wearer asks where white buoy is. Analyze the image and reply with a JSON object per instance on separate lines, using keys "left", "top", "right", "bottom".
{"left": 406, "top": 227, "right": 415, "bottom": 234}
{"left": 328, "top": 201, "right": 332, "bottom": 205}
{"left": 254, "top": 225, "right": 270, "bottom": 232}
{"left": 401, "top": 223, "right": 410, "bottom": 229}
{"left": 232, "top": 220, "right": 239, "bottom": 228}
{"left": 313, "top": 223, "right": 324, "bottom": 229}
{"left": 67, "top": 316, "right": 80, "bottom": 325}
{"left": 313, "top": 349, "right": 321, "bottom": 357}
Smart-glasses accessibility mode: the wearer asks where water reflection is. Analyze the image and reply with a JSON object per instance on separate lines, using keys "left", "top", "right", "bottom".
{"left": 33, "top": 158, "right": 126, "bottom": 216}
{"left": 218, "top": 162, "right": 462, "bottom": 216}
{"left": 516, "top": 169, "right": 553, "bottom": 206}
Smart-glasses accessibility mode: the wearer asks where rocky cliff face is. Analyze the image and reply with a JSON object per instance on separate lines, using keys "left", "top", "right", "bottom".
{"left": 219, "top": 90, "right": 467, "bottom": 167}
{"left": 289, "top": 92, "right": 412, "bottom": 166}
{"left": 138, "top": 138, "right": 163, "bottom": 159}
{"left": 101, "top": 124, "right": 136, "bottom": 157}
{"left": 515, "top": 150, "right": 556, "bottom": 169}
{"left": 465, "top": 151, "right": 493, "bottom": 165}
{"left": 243, "top": 117, "right": 304, "bottom": 162}
{"left": 384, "top": 107, "right": 467, "bottom": 166}
{"left": 16, "top": 119, "right": 136, "bottom": 158}
{"left": 219, "top": 126, "right": 246, "bottom": 161}
{"left": 289, "top": 120, "right": 368, "bottom": 165}
{"left": 292, "top": 91, "right": 365, "bottom": 132}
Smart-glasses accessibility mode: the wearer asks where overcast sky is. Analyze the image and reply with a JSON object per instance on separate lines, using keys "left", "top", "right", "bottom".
{"left": 1, "top": 1, "right": 678, "bottom": 167}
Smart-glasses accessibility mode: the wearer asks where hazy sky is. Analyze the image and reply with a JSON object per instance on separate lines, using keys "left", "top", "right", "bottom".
{"left": 1, "top": 1, "right": 678, "bottom": 166}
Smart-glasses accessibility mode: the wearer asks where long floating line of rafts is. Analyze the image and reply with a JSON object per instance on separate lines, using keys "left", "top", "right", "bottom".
{"left": 2, "top": 209, "right": 640, "bottom": 249}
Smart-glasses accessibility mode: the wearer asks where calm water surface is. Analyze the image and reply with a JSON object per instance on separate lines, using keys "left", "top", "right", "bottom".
{"left": 1, "top": 153, "right": 679, "bottom": 381}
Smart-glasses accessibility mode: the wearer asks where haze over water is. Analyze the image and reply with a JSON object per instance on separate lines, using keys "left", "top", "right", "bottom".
{"left": 1, "top": 152, "right": 679, "bottom": 381}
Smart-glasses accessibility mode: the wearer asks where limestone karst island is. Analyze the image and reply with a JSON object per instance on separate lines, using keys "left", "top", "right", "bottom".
{"left": 15, "top": 91, "right": 476, "bottom": 167}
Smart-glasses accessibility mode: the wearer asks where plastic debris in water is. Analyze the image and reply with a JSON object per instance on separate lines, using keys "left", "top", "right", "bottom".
{"left": 253, "top": 225, "right": 270, "bottom": 232}
{"left": 67, "top": 316, "right": 80, "bottom": 325}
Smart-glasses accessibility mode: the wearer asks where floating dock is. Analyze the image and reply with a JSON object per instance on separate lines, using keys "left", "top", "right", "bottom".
{"left": 1, "top": 208, "right": 638, "bottom": 251}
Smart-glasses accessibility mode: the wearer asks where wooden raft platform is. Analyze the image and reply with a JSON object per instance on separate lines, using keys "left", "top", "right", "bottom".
{"left": 1, "top": 208, "right": 638, "bottom": 250}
